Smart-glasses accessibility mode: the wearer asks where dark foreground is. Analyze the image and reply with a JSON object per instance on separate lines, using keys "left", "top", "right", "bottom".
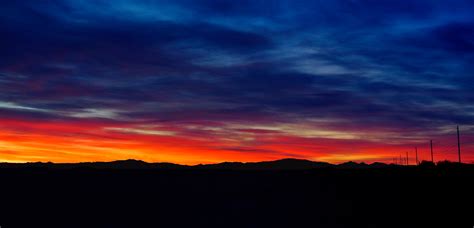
{"left": 0, "top": 163, "right": 473, "bottom": 228}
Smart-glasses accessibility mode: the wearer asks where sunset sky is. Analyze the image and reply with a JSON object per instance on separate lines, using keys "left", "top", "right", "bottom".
{"left": 1, "top": 0, "right": 474, "bottom": 164}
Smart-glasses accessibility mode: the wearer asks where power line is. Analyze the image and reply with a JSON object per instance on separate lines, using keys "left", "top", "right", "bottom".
{"left": 430, "top": 140, "right": 434, "bottom": 163}
{"left": 406, "top": 151, "right": 409, "bottom": 166}
{"left": 415, "top": 147, "right": 419, "bottom": 165}
{"left": 457, "top": 125, "right": 461, "bottom": 163}
{"left": 407, "top": 126, "right": 471, "bottom": 164}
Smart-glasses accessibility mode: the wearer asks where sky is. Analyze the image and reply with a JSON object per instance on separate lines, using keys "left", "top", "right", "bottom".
{"left": 1, "top": 0, "right": 474, "bottom": 164}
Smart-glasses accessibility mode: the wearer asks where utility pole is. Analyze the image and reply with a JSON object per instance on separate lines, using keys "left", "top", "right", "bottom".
{"left": 430, "top": 140, "right": 434, "bottom": 163}
{"left": 400, "top": 154, "right": 402, "bottom": 166}
{"left": 457, "top": 126, "right": 461, "bottom": 163}
{"left": 406, "top": 151, "right": 409, "bottom": 166}
{"left": 415, "top": 147, "right": 419, "bottom": 165}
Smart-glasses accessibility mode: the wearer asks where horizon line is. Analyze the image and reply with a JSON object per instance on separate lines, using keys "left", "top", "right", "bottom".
{"left": 0, "top": 157, "right": 460, "bottom": 166}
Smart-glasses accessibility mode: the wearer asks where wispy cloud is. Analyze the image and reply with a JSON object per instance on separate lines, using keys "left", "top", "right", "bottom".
{"left": 105, "top": 127, "right": 176, "bottom": 136}
{"left": 0, "top": 101, "right": 51, "bottom": 113}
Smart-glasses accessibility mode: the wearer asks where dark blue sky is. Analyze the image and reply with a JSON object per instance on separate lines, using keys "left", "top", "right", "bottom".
{"left": 1, "top": 0, "right": 473, "bottom": 163}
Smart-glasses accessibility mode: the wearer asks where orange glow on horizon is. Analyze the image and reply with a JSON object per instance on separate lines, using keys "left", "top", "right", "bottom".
{"left": 0, "top": 118, "right": 472, "bottom": 165}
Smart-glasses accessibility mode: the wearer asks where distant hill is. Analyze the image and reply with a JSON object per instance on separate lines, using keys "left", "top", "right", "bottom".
{"left": 195, "top": 158, "right": 335, "bottom": 170}
{"left": 0, "top": 158, "right": 402, "bottom": 170}
{"left": 0, "top": 159, "right": 188, "bottom": 170}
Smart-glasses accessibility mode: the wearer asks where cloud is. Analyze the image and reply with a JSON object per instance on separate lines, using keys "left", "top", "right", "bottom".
{"left": 68, "top": 108, "right": 125, "bottom": 120}
{"left": 0, "top": 101, "right": 51, "bottom": 113}
{"left": 105, "top": 127, "right": 176, "bottom": 136}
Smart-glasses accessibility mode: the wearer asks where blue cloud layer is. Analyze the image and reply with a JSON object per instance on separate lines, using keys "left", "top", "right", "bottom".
{"left": 1, "top": 0, "right": 474, "bottom": 138}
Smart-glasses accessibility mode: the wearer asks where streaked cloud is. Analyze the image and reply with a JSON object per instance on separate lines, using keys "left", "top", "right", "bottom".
{"left": 105, "top": 127, "right": 176, "bottom": 136}
{"left": 69, "top": 108, "right": 125, "bottom": 120}
{"left": 0, "top": 101, "right": 51, "bottom": 113}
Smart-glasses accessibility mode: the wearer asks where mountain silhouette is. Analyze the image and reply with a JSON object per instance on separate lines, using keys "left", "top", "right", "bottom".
{"left": 195, "top": 158, "right": 335, "bottom": 170}
{"left": 0, "top": 158, "right": 427, "bottom": 170}
{"left": 0, "top": 158, "right": 399, "bottom": 170}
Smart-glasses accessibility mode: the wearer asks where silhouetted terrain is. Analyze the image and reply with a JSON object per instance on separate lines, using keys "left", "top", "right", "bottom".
{"left": 0, "top": 158, "right": 390, "bottom": 170}
{"left": 0, "top": 159, "right": 472, "bottom": 227}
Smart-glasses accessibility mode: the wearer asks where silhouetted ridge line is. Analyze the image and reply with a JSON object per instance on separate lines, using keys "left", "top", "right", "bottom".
{"left": 195, "top": 158, "right": 335, "bottom": 170}
{"left": 0, "top": 158, "right": 396, "bottom": 170}
{"left": 1, "top": 159, "right": 471, "bottom": 170}
{"left": 0, "top": 159, "right": 189, "bottom": 170}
